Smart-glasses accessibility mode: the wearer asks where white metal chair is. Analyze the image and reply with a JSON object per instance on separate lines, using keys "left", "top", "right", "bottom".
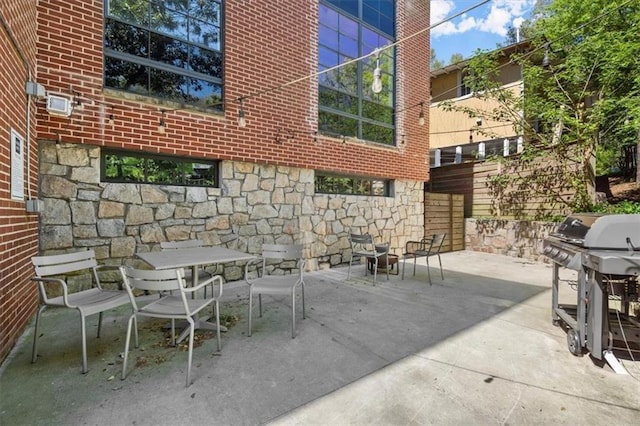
{"left": 119, "top": 266, "right": 223, "bottom": 387}
{"left": 347, "top": 233, "right": 389, "bottom": 283}
{"left": 30, "top": 249, "right": 131, "bottom": 373}
{"left": 246, "top": 244, "right": 306, "bottom": 338}
{"left": 402, "top": 233, "right": 446, "bottom": 285}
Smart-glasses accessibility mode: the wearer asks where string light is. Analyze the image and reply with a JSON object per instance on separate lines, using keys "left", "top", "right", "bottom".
{"left": 238, "top": 98, "right": 246, "bottom": 128}
{"left": 372, "top": 48, "right": 383, "bottom": 94}
{"left": 158, "top": 110, "right": 166, "bottom": 134}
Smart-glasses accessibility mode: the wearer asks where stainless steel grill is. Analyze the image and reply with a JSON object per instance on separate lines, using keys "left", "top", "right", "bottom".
{"left": 542, "top": 214, "right": 640, "bottom": 369}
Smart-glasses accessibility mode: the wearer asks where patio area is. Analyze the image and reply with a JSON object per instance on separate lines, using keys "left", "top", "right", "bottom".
{"left": 1, "top": 251, "right": 639, "bottom": 425}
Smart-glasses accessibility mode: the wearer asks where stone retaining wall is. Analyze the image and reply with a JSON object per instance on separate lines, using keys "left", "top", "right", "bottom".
{"left": 464, "top": 218, "right": 557, "bottom": 263}
{"left": 38, "top": 142, "right": 424, "bottom": 284}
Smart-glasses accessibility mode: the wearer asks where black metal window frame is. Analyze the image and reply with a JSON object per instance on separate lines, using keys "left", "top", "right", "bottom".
{"left": 315, "top": 172, "right": 392, "bottom": 197}
{"left": 101, "top": 148, "right": 220, "bottom": 188}
{"left": 103, "top": 0, "right": 224, "bottom": 112}
{"left": 318, "top": 0, "right": 396, "bottom": 146}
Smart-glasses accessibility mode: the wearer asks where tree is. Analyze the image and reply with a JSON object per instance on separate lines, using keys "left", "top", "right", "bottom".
{"left": 439, "top": 0, "right": 640, "bottom": 218}
{"left": 430, "top": 49, "right": 444, "bottom": 70}
{"left": 449, "top": 53, "right": 464, "bottom": 65}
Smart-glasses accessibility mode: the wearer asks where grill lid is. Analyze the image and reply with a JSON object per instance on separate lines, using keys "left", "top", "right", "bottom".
{"left": 551, "top": 213, "right": 640, "bottom": 250}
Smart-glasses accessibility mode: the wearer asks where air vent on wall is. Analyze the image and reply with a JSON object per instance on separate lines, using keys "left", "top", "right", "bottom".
{"left": 46, "top": 93, "right": 73, "bottom": 117}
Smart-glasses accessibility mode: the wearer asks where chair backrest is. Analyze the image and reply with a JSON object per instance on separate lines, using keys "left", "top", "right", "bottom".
{"left": 119, "top": 266, "right": 189, "bottom": 312}
{"left": 262, "top": 244, "right": 303, "bottom": 260}
{"left": 32, "top": 249, "right": 99, "bottom": 277}
{"left": 431, "top": 233, "right": 446, "bottom": 254}
{"left": 349, "top": 233, "right": 379, "bottom": 255}
{"left": 160, "top": 239, "right": 205, "bottom": 250}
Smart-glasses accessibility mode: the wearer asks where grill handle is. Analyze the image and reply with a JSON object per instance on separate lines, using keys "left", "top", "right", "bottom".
{"left": 626, "top": 237, "right": 636, "bottom": 253}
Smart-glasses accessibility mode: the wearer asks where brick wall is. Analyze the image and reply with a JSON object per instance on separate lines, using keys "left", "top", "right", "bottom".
{"left": 34, "top": 1, "right": 430, "bottom": 182}
{"left": 0, "top": 0, "right": 41, "bottom": 363}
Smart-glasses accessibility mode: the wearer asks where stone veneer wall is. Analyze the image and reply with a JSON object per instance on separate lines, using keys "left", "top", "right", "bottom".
{"left": 464, "top": 218, "right": 557, "bottom": 263}
{"left": 38, "top": 142, "right": 424, "bottom": 284}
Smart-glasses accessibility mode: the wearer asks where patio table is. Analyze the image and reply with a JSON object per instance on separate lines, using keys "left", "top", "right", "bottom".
{"left": 137, "top": 246, "right": 256, "bottom": 342}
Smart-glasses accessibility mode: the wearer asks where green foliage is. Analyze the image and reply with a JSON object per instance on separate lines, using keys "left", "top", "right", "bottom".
{"left": 593, "top": 200, "right": 640, "bottom": 214}
{"left": 438, "top": 0, "right": 640, "bottom": 218}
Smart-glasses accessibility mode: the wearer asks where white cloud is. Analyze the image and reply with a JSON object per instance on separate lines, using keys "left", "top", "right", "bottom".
{"left": 431, "top": 0, "right": 535, "bottom": 38}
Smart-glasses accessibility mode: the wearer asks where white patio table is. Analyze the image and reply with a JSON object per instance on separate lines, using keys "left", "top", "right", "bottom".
{"left": 137, "top": 246, "right": 256, "bottom": 342}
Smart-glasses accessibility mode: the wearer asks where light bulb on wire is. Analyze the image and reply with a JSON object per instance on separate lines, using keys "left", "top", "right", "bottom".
{"left": 238, "top": 98, "right": 246, "bottom": 128}
{"left": 371, "top": 49, "right": 383, "bottom": 94}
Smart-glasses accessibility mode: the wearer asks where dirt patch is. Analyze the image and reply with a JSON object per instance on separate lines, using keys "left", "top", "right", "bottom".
{"left": 607, "top": 176, "right": 640, "bottom": 203}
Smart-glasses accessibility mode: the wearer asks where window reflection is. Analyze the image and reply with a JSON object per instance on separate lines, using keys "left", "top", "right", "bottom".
{"left": 104, "top": 0, "right": 223, "bottom": 111}
{"left": 318, "top": 1, "right": 396, "bottom": 145}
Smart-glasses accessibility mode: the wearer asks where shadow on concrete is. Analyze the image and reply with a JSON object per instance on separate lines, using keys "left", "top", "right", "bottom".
{"left": 0, "top": 258, "right": 548, "bottom": 425}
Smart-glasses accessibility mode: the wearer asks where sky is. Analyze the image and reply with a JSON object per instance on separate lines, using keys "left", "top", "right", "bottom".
{"left": 430, "top": 0, "right": 536, "bottom": 66}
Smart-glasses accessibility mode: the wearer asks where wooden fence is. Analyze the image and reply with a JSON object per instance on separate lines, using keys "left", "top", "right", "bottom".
{"left": 424, "top": 192, "right": 465, "bottom": 252}
{"left": 428, "top": 160, "right": 574, "bottom": 219}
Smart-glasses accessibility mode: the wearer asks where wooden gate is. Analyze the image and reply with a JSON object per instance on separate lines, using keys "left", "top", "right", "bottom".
{"left": 424, "top": 192, "right": 464, "bottom": 252}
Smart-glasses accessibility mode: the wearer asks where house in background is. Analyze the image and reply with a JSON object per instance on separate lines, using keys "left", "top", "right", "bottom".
{"left": 429, "top": 41, "right": 528, "bottom": 168}
{"left": 0, "top": 0, "right": 429, "bottom": 362}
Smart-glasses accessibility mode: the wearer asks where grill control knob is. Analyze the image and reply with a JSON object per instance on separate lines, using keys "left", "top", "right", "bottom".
{"left": 550, "top": 248, "right": 559, "bottom": 257}
{"left": 558, "top": 253, "right": 568, "bottom": 262}
{"left": 543, "top": 246, "right": 552, "bottom": 254}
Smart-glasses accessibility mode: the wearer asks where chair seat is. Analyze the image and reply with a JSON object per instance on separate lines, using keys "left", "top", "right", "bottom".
{"left": 138, "top": 295, "right": 213, "bottom": 318}
{"left": 249, "top": 275, "right": 301, "bottom": 295}
{"left": 46, "top": 288, "right": 130, "bottom": 316}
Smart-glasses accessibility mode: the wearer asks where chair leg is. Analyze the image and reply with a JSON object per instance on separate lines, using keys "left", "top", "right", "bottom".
{"left": 372, "top": 258, "right": 377, "bottom": 283}
{"left": 31, "top": 305, "right": 46, "bottom": 364}
{"left": 301, "top": 283, "right": 306, "bottom": 319}
{"left": 413, "top": 257, "right": 417, "bottom": 276}
{"left": 97, "top": 311, "right": 103, "bottom": 338}
{"left": 259, "top": 294, "right": 263, "bottom": 317}
{"left": 437, "top": 254, "right": 444, "bottom": 279}
{"left": 291, "top": 289, "right": 296, "bottom": 339}
{"left": 213, "top": 300, "right": 221, "bottom": 351}
{"left": 80, "top": 314, "right": 88, "bottom": 374}
{"left": 385, "top": 254, "right": 389, "bottom": 281}
{"left": 248, "top": 289, "right": 253, "bottom": 337}
{"left": 186, "top": 319, "right": 194, "bottom": 387}
{"left": 401, "top": 258, "right": 406, "bottom": 280}
{"left": 426, "top": 257, "right": 432, "bottom": 286}
{"left": 121, "top": 314, "right": 135, "bottom": 381}
{"left": 347, "top": 255, "right": 352, "bottom": 279}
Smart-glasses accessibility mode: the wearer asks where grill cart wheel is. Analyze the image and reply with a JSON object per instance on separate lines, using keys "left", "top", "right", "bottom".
{"left": 567, "top": 328, "right": 583, "bottom": 356}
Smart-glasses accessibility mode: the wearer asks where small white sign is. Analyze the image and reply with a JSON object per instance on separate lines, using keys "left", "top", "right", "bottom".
{"left": 11, "top": 129, "right": 24, "bottom": 201}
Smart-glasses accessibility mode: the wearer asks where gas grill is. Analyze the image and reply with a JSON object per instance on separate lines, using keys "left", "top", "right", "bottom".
{"left": 542, "top": 214, "right": 640, "bottom": 369}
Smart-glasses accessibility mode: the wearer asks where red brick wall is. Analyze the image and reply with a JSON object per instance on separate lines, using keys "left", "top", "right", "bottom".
{"left": 0, "top": 0, "right": 41, "bottom": 363}
{"left": 35, "top": 0, "right": 430, "bottom": 181}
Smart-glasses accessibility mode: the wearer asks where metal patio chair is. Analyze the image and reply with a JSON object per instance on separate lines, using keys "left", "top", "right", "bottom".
{"left": 119, "top": 266, "right": 223, "bottom": 387}
{"left": 347, "top": 233, "right": 389, "bottom": 283}
{"left": 246, "top": 244, "right": 306, "bottom": 338}
{"left": 30, "top": 249, "right": 131, "bottom": 373}
{"left": 402, "top": 233, "right": 446, "bottom": 285}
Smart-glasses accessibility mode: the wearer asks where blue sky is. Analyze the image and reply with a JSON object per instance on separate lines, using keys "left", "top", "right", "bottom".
{"left": 430, "top": 0, "right": 536, "bottom": 66}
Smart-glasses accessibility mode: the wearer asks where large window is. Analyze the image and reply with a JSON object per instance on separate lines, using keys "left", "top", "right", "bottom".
{"left": 104, "top": 0, "right": 223, "bottom": 112}
{"left": 319, "top": 1, "right": 395, "bottom": 145}
{"left": 315, "top": 173, "right": 391, "bottom": 196}
{"left": 102, "top": 149, "right": 219, "bottom": 187}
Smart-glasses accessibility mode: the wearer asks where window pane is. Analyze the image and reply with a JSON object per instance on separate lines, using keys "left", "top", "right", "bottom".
{"left": 319, "top": 111, "right": 358, "bottom": 137}
{"left": 325, "top": 0, "right": 358, "bottom": 17}
{"left": 150, "top": 2, "right": 189, "bottom": 41}
{"left": 190, "top": 46, "right": 222, "bottom": 78}
{"left": 189, "top": 18, "right": 221, "bottom": 50}
{"left": 339, "top": 14, "right": 358, "bottom": 39}
{"left": 319, "top": 46, "right": 339, "bottom": 68}
{"left": 150, "top": 32, "right": 188, "bottom": 68}
{"left": 108, "top": 0, "right": 150, "bottom": 26}
{"left": 105, "top": 57, "right": 149, "bottom": 94}
{"left": 339, "top": 34, "right": 358, "bottom": 58}
{"left": 180, "top": 78, "right": 223, "bottom": 110}
{"left": 362, "top": 100, "right": 393, "bottom": 123}
{"left": 362, "top": 122, "right": 393, "bottom": 145}
{"left": 319, "top": 24, "right": 339, "bottom": 51}
{"left": 105, "top": 20, "right": 149, "bottom": 57}
{"left": 150, "top": 67, "right": 190, "bottom": 100}
{"left": 319, "top": 4, "right": 339, "bottom": 29}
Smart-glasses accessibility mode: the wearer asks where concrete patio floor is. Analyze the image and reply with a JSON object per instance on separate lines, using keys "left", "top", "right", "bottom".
{"left": 1, "top": 251, "right": 639, "bottom": 425}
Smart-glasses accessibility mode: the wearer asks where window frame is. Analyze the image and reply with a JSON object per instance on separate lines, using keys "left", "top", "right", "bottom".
{"left": 318, "top": 1, "right": 396, "bottom": 146}
{"left": 101, "top": 148, "right": 220, "bottom": 188}
{"left": 315, "top": 172, "right": 393, "bottom": 197}
{"left": 103, "top": 0, "right": 224, "bottom": 112}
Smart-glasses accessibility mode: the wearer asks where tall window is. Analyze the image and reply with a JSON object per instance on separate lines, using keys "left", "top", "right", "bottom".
{"left": 104, "top": 0, "right": 223, "bottom": 112}
{"left": 318, "top": 1, "right": 395, "bottom": 145}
